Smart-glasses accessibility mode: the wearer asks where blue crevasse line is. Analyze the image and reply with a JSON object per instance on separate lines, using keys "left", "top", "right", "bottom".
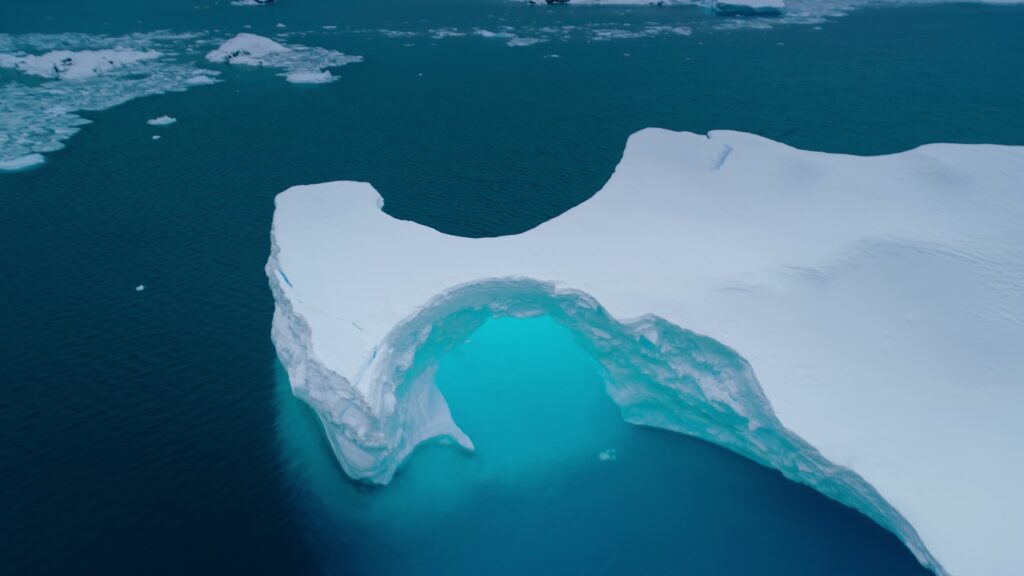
{"left": 278, "top": 269, "right": 294, "bottom": 288}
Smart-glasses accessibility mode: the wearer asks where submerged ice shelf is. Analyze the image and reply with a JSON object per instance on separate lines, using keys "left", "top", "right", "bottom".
{"left": 267, "top": 129, "right": 1024, "bottom": 576}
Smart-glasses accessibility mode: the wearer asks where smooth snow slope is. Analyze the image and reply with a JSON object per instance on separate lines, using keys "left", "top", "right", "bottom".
{"left": 267, "top": 129, "right": 1024, "bottom": 576}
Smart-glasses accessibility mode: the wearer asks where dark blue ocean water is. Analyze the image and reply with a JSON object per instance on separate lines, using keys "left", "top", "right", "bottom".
{"left": 2, "top": 1, "right": 1022, "bottom": 574}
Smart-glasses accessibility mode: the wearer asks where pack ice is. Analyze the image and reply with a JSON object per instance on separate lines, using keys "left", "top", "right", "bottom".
{"left": 267, "top": 128, "right": 1024, "bottom": 576}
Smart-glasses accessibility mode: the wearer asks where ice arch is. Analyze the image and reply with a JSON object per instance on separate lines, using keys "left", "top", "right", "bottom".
{"left": 267, "top": 128, "right": 1024, "bottom": 576}
{"left": 271, "top": 274, "right": 935, "bottom": 571}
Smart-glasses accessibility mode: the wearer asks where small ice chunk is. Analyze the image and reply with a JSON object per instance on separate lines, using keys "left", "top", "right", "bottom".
{"left": 151, "top": 135, "right": 161, "bottom": 140}
{"left": 0, "top": 153, "right": 46, "bottom": 172}
{"left": 598, "top": 449, "right": 617, "bottom": 461}
{"left": 146, "top": 115, "right": 177, "bottom": 126}
{"left": 135, "top": 284, "right": 145, "bottom": 292}
{"left": 284, "top": 70, "right": 336, "bottom": 84}
{"left": 185, "top": 74, "right": 218, "bottom": 86}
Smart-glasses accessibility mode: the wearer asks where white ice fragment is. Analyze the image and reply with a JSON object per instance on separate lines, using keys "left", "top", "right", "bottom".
{"left": 146, "top": 115, "right": 176, "bottom": 126}
{"left": 507, "top": 37, "right": 545, "bottom": 47}
{"left": 284, "top": 70, "right": 336, "bottom": 84}
{"left": 714, "top": 0, "right": 786, "bottom": 15}
{"left": 598, "top": 449, "right": 617, "bottom": 461}
{"left": 0, "top": 153, "right": 46, "bottom": 172}
{"left": 0, "top": 49, "right": 161, "bottom": 80}
{"left": 135, "top": 284, "right": 145, "bottom": 292}
{"left": 185, "top": 74, "right": 218, "bottom": 86}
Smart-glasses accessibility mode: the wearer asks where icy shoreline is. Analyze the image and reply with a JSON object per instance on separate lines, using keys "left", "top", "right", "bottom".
{"left": 268, "top": 128, "right": 1023, "bottom": 576}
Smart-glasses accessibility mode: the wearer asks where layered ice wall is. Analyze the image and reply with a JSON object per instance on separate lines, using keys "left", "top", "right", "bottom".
{"left": 267, "top": 129, "right": 1024, "bottom": 576}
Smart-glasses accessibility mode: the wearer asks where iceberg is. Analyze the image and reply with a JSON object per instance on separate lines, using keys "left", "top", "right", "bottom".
{"left": 205, "top": 33, "right": 362, "bottom": 83}
{"left": 267, "top": 129, "right": 1023, "bottom": 576}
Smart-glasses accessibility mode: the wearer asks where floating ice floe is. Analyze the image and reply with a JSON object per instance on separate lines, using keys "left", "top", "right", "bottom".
{"left": 598, "top": 449, "right": 617, "bottom": 461}
{"left": 135, "top": 284, "right": 145, "bottom": 292}
{"left": 0, "top": 153, "right": 45, "bottom": 172}
{"left": 714, "top": 0, "right": 786, "bottom": 15}
{"left": 285, "top": 70, "right": 336, "bottom": 84}
{"left": 0, "top": 48, "right": 161, "bottom": 80}
{"left": 146, "top": 115, "right": 177, "bottom": 126}
{"left": 0, "top": 32, "right": 220, "bottom": 171}
{"left": 205, "top": 33, "right": 361, "bottom": 84}
{"left": 268, "top": 128, "right": 1024, "bottom": 576}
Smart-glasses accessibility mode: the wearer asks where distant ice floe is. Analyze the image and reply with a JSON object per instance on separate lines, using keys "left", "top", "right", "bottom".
{"left": 422, "top": 23, "right": 692, "bottom": 47}
{"left": 713, "top": 0, "right": 786, "bottom": 15}
{"left": 0, "top": 32, "right": 220, "bottom": 171}
{"left": 531, "top": 0, "right": 1022, "bottom": 29}
{"left": 285, "top": 70, "right": 336, "bottom": 84}
{"left": 0, "top": 153, "right": 45, "bottom": 172}
{"left": 0, "top": 30, "right": 364, "bottom": 170}
{"left": 205, "top": 33, "right": 362, "bottom": 84}
{"left": 146, "top": 115, "right": 177, "bottom": 126}
{"left": 0, "top": 49, "right": 161, "bottom": 80}
{"left": 598, "top": 449, "right": 617, "bottom": 461}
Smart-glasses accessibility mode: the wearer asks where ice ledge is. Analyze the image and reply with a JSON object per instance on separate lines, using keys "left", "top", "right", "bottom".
{"left": 267, "top": 128, "right": 1024, "bottom": 576}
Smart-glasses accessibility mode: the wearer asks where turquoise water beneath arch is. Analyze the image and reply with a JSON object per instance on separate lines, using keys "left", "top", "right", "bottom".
{"left": 277, "top": 316, "right": 930, "bottom": 575}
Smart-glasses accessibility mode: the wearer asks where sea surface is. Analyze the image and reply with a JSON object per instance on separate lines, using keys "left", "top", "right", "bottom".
{"left": 2, "top": 1, "right": 1022, "bottom": 574}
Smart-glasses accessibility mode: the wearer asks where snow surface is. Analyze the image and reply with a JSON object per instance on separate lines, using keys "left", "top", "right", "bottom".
{"left": 268, "top": 128, "right": 1024, "bottom": 576}
{"left": 146, "top": 115, "right": 176, "bottom": 126}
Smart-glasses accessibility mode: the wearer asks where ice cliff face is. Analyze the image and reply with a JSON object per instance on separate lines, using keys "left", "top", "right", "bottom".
{"left": 267, "top": 128, "right": 1024, "bottom": 576}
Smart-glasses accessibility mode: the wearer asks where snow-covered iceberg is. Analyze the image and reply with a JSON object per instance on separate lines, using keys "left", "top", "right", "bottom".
{"left": 267, "top": 128, "right": 1024, "bottom": 576}
{"left": 205, "top": 33, "right": 361, "bottom": 84}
